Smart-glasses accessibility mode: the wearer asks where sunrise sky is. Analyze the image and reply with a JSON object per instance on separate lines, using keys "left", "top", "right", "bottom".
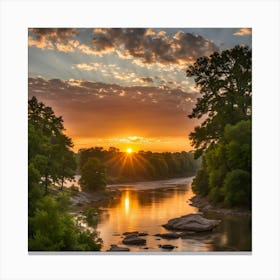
{"left": 28, "top": 28, "right": 252, "bottom": 152}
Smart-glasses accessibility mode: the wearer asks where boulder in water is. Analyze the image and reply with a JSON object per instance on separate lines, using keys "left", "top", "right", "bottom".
{"left": 123, "top": 235, "right": 146, "bottom": 245}
{"left": 163, "top": 213, "right": 220, "bottom": 232}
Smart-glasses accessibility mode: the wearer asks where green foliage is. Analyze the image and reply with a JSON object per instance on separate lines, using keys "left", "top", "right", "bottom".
{"left": 28, "top": 97, "right": 102, "bottom": 251}
{"left": 28, "top": 96, "right": 77, "bottom": 192}
{"left": 191, "top": 158, "right": 209, "bottom": 196}
{"left": 224, "top": 120, "right": 251, "bottom": 172}
{"left": 78, "top": 148, "right": 199, "bottom": 183}
{"left": 187, "top": 45, "right": 251, "bottom": 157}
{"left": 223, "top": 169, "right": 251, "bottom": 207}
{"left": 188, "top": 46, "right": 252, "bottom": 209}
{"left": 84, "top": 207, "right": 98, "bottom": 227}
{"left": 192, "top": 120, "right": 251, "bottom": 207}
{"left": 205, "top": 144, "right": 228, "bottom": 202}
{"left": 28, "top": 195, "right": 102, "bottom": 251}
{"left": 80, "top": 158, "right": 107, "bottom": 191}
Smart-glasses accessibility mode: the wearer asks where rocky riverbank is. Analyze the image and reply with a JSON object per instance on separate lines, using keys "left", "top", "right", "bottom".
{"left": 70, "top": 188, "right": 121, "bottom": 207}
{"left": 189, "top": 195, "right": 251, "bottom": 216}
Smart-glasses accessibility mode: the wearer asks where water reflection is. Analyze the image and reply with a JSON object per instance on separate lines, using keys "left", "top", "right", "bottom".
{"left": 90, "top": 179, "right": 251, "bottom": 252}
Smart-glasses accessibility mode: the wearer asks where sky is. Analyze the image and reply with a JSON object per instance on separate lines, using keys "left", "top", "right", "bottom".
{"left": 28, "top": 28, "right": 252, "bottom": 152}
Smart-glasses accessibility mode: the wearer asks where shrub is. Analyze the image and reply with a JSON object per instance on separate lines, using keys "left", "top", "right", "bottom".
{"left": 223, "top": 169, "right": 251, "bottom": 207}
{"left": 79, "top": 158, "right": 107, "bottom": 192}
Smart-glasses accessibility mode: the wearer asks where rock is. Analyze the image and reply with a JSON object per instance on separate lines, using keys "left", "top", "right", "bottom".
{"left": 107, "top": 245, "right": 130, "bottom": 252}
{"left": 179, "top": 231, "right": 196, "bottom": 238}
{"left": 123, "top": 236, "right": 146, "bottom": 246}
{"left": 138, "top": 232, "right": 148, "bottom": 236}
{"left": 112, "top": 233, "right": 121, "bottom": 236}
{"left": 124, "top": 233, "right": 139, "bottom": 239}
{"left": 159, "top": 244, "right": 175, "bottom": 250}
{"left": 154, "top": 232, "right": 181, "bottom": 239}
{"left": 163, "top": 213, "right": 220, "bottom": 232}
{"left": 122, "top": 231, "right": 148, "bottom": 238}
{"left": 123, "top": 231, "right": 139, "bottom": 236}
{"left": 155, "top": 238, "right": 161, "bottom": 240}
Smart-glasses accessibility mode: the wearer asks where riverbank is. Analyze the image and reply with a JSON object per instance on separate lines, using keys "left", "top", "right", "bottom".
{"left": 69, "top": 188, "right": 121, "bottom": 208}
{"left": 189, "top": 195, "right": 251, "bottom": 216}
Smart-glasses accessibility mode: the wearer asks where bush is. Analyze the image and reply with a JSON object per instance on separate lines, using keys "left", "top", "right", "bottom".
{"left": 223, "top": 169, "right": 251, "bottom": 207}
{"left": 28, "top": 195, "right": 102, "bottom": 251}
{"left": 79, "top": 158, "right": 107, "bottom": 192}
{"left": 192, "top": 165, "right": 209, "bottom": 196}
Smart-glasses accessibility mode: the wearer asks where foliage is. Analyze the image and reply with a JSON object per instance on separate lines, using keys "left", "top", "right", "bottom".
{"left": 187, "top": 45, "right": 251, "bottom": 158}
{"left": 28, "top": 96, "right": 77, "bottom": 192}
{"left": 191, "top": 158, "right": 209, "bottom": 196}
{"left": 28, "top": 97, "right": 102, "bottom": 251}
{"left": 188, "top": 45, "right": 252, "bottom": 208}
{"left": 223, "top": 169, "right": 251, "bottom": 207}
{"left": 79, "top": 158, "right": 107, "bottom": 191}
{"left": 192, "top": 120, "right": 251, "bottom": 207}
{"left": 28, "top": 194, "right": 102, "bottom": 251}
{"left": 84, "top": 207, "right": 98, "bottom": 227}
{"left": 78, "top": 148, "right": 200, "bottom": 183}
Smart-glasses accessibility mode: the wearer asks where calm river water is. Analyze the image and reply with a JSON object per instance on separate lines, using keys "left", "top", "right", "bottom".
{"left": 85, "top": 177, "right": 251, "bottom": 252}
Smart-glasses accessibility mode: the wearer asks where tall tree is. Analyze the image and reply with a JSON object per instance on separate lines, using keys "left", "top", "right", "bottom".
{"left": 28, "top": 96, "right": 76, "bottom": 193}
{"left": 187, "top": 45, "right": 252, "bottom": 158}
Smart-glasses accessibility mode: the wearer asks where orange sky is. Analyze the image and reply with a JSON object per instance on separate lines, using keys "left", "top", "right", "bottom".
{"left": 28, "top": 77, "right": 200, "bottom": 152}
{"left": 28, "top": 28, "right": 251, "bottom": 152}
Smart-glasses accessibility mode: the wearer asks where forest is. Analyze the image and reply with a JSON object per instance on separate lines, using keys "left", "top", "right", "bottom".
{"left": 78, "top": 147, "right": 199, "bottom": 184}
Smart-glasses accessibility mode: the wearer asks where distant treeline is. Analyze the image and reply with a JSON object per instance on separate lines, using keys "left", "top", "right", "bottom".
{"left": 78, "top": 147, "right": 200, "bottom": 183}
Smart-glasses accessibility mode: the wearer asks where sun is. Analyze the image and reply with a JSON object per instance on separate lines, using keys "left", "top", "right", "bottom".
{"left": 126, "top": 148, "right": 133, "bottom": 154}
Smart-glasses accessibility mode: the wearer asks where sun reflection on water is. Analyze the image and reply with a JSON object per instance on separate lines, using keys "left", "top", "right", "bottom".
{"left": 124, "top": 192, "right": 130, "bottom": 214}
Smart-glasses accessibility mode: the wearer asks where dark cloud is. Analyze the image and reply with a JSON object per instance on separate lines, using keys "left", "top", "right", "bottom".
{"left": 28, "top": 28, "right": 78, "bottom": 51}
{"left": 28, "top": 77, "right": 199, "bottom": 139}
{"left": 28, "top": 28, "right": 219, "bottom": 63}
{"left": 91, "top": 28, "right": 219, "bottom": 65}
{"left": 29, "top": 28, "right": 77, "bottom": 42}
{"left": 140, "top": 77, "right": 153, "bottom": 83}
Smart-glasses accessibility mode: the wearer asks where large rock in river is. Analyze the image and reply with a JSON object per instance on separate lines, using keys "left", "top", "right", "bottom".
{"left": 122, "top": 235, "right": 146, "bottom": 245}
{"left": 163, "top": 213, "right": 220, "bottom": 232}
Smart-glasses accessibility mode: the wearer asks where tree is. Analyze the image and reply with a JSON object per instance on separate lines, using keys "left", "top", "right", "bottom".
{"left": 28, "top": 97, "right": 102, "bottom": 251}
{"left": 191, "top": 120, "right": 251, "bottom": 207}
{"left": 188, "top": 45, "right": 252, "bottom": 208}
{"left": 187, "top": 45, "right": 251, "bottom": 158}
{"left": 223, "top": 169, "right": 251, "bottom": 207}
{"left": 29, "top": 193, "right": 102, "bottom": 251}
{"left": 28, "top": 97, "right": 76, "bottom": 193}
{"left": 79, "top": 158, "right": 107, "bottom": 191}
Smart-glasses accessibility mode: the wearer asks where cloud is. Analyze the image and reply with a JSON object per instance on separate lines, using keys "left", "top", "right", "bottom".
{"left": 29, "top": 28, "right": 220, "bottom": 65}
{"left": 233, "top": 28, "right": 252, "bottom": 36}
{"left": 29, "top": 28, "right": 77, "bottom": 41}
{"left": 140, "top": 77, "right": 153, "bottom": 83}
{"left": 90, "top": 28, "right": 219, "bottom": 65}
{"left": 28, "top": 28, "right": 78, "bottom": 50}
{"left": 28, "top": 77, "right": 199, "bottom": 141}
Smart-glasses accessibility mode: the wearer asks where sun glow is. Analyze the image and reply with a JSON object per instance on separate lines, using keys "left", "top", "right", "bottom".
{"left": 126, "top": 148, "right": 133, "bottom": 154}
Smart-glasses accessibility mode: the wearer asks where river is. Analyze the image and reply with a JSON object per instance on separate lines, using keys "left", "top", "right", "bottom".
{"left": 82, "top": 177, "right": 251, "bottom": 252}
